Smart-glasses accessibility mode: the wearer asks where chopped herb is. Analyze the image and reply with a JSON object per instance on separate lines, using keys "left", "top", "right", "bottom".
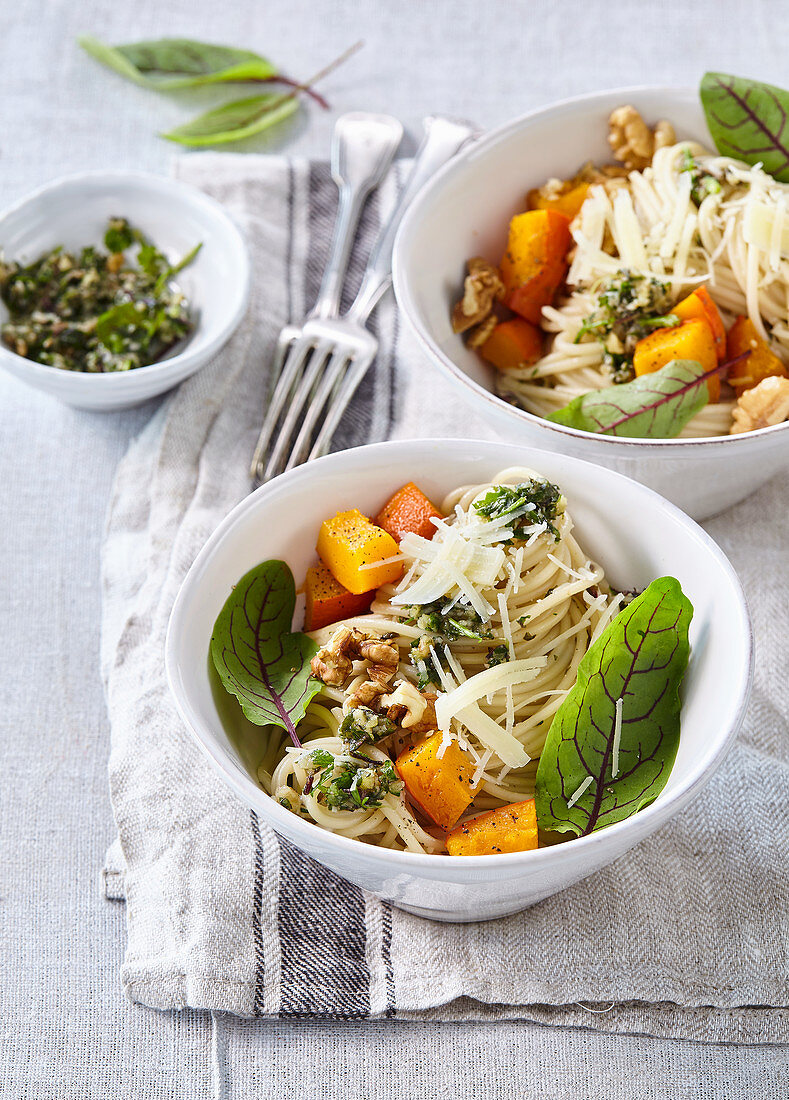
{"left": 680, "top": 148, "right": 723, "bottom": 206}
{"left": 575, "top": 270, "right": 677, "bottom": 384}
{"left": 486, "top": 644, "right": 510, "bottom": 668}
{"left": 300, "top": 749, "right": 403, "bottom": 811}
{"left": 340, "top": 706, "right": 395, "bottom": 754}
{"left": 409, "top": 635, "right": 442, "bottom": 690}
{"left": 308, "top": 748, "right": 334, "bottom": 769}
{"left": 405, "top": 600, "right": 492, "bottom": 643}
{"left": 0, "top": 217, "right": 200, "bottom": 373}
{"left": 473, "top": 479, "right": 564, "bottom": 541}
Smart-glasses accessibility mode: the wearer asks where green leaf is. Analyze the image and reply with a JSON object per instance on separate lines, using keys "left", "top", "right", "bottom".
{"left": 95, "top": 301, "right": 145, "bottom": 345}
{"left": 210, "top": 560, "right": 321, "bottom": 745}
{"left": 548, "top": 359, "right": 711, "bottom": 438}
{"left": 535, "top": 577, "right": 693, "bottom": 837}
{"left": 78, "top": 36, "right": 277, "bottom": 90}
{"left": 153, "top": 242, "right": 203, "bottom": 294}
{"left": 161, "top": 93, "right": 299, "bottom": 147}
{"left": 701, "top": 72, "right": 789, "bottom": 182}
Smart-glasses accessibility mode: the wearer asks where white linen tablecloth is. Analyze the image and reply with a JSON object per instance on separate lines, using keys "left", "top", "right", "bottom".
{"left": 101, "top": 152, "right": 788, "bottom": 1049}
{"left": 4, "top": 0, "right": 789, "bottom": 1095}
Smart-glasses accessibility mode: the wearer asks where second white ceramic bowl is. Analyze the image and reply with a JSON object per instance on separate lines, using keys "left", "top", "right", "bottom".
{"left": 0, "top": 171, "right": 250, "bottom": 410}
{"left": 393, "top": 87, "right": 789, "bottom": 521}
{"left": 165, "top": 439, "right": 752, "bottom": 922}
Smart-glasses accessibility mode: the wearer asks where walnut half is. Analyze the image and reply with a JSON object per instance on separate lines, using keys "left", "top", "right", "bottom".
{"left": 608, "top": 106, "right": 676, "bottom": 171}
{"left": 730, "top": 376, "right": 789, "bottom": 433}
{"left": 451, "top": 257, "right": 505, "bottom": 336}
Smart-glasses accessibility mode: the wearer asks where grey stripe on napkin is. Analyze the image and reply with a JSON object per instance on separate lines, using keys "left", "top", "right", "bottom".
{"left": 101, "top": 152, "right": 789, "bottom": 1042}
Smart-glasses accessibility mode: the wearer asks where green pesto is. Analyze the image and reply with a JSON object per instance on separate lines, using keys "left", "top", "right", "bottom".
{"left": 679, "top": 149, "right": 722, "bottom": 206}
{"left": 340, "top": 706, "right": 395, "bottom": 755}
{"left": 301, "top": 748, "right": 403, "bottom": 811}
{"left": 485, "top": 644, "right": 510, "bottom": 668}
{"left": 473, "top": 478, "right": 564, "bottom": 541}
{"left": 0, "top": 217, "right": 200, "bottom": 373}
{"left": 575, "top": 269, "right": 677, "bottom": 383}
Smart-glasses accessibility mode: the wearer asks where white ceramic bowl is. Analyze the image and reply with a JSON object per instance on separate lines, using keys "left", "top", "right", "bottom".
{"left": 393, "top": 87, "right": 789, "bottom": 521}
{"left": 165, "top": 439, "right": 752, "bottom": 922}
{"left": 0, "top": 171, "right": 249, "bottom": 410}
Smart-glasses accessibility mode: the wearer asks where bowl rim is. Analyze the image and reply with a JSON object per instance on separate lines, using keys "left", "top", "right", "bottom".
{"left": 392, "top": 83, "right": 789, "bottom": 450}
{"left": 0, "top": 168, "right": 250, "bottom": 385}
{"left": 165, "top": 437, "right": 754, "bottom": 870}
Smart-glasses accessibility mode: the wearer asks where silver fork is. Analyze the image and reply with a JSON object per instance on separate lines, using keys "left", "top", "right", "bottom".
{"left": 250, "top": 112, "right": 403, "bottom": 482}
{"left": 251, "top": 115, "right": 476, "bottom": 485}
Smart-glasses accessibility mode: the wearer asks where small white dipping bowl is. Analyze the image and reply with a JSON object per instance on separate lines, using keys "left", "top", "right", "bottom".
{"left": 0, "top": 171, "right": 249, "bottom": 410}
{"left": 393, "top": 87, "right": 789, "bottom": 521}
{"left": 166, "top": 439, "right": 752, "bottom": 922}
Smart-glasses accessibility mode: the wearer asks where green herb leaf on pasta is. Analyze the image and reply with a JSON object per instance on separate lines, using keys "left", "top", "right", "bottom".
{"left": 210, "top": 559, "right": 321, "bottom": 746}
{"left": 162, "top": 93, "right": 299, "bottom": 147}
{"left": 547, "top": 359, "right": 712, "bottom": 438}
{"left": 78, "top": 36, "right": 278, "bottom": 90}
{"left": 535, "top": 577, "right": 693, "bottom": 837}
{"left": 700, "top": 72, "right": 789, "bottom": 182}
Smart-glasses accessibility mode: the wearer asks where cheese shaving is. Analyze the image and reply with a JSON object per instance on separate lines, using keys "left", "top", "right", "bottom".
{"left": 611, "top": 696, "right": 623, "bottom": 778}
{"left": 567, "top": 775, "right": 594, "bottom": 808}
{"left": 435, "top": 659, "right": 545, "bottom": 768}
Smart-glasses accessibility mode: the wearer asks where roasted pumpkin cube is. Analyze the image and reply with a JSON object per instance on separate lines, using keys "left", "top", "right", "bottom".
{"left": 672, "top": 285, "right": 726, "bottom": 360}
{"left": 303, "top": 563, "right": 374, "bottom": 631}
{"left": 446, "top": 800, "right": 538, "bottom": 856}
{"left": 396, "top": 732, "right": 476, "bottom": 829}
{"left": 375, "top": 482, "right": 443, "bottom": 543}
{"left": 633, "top": 318, "right": 720, "bottom": 402}
{"left": 499, "top": 209, "right": 571, "bottom": 324}
{"left": 527, "top": 181, "right": 590, "bottom": 221}
{"left": 316, "top": 509, "right": 402, "bottom": 595}
{"left": 479, "top": 318, "right": 543, "bottom": 373}
{"left": 726, "top": 315, "right": 788, "bottom": 391}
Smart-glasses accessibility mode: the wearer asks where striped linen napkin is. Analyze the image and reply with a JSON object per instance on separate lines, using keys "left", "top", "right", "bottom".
{"left": 101, "top": 152, "right": 789, "bottom": 1042}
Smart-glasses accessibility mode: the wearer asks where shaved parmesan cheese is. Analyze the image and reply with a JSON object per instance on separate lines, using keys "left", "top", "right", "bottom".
{"left": 567, "top": 775, "right": 594, "bottom": 808}
{"left": 442, "top": 643, "right": 466, "bottom": 684}
{"left": 612, "top": 696, "right": 623, "bottom": 778}
{"left": 435, "top": 659, "right": 546, "bottom": 768}
{"left": 497, "top": 591, "right": 515, "bottom": 661}
{"left": 429, "top": 645, "right": 456, "bottom": 693}
{"left": 394, "top": 519, "right": 506, "bottom": 614}
{"left": 744, "top": 196, "right": 789, "bottom": 262}
{"left": 450, "top": 702, "right": 529, "bottom": 768}
{"left": 659, "top": 169, "right": 692, "bottom": 260}
{"left": 612, "top": 190, "right": 648, "bottom": 271}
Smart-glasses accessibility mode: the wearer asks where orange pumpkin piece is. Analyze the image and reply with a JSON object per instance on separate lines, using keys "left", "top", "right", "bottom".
{"left": 396, "top": 732, "right": 477, "bottom": 830}
{"left": 633, "top": 318, "right": 720, "bottom": 402}
{"left": 672, "top": 286, "right": 726, "bottom": 360}
{"left": 316, "top": 509, "right": 402, "bottom": 596}
{"left": 375, "top": 482, "right": 443, "bottom": 543}
{"left": 527, "top": 181, "right": 590, "bottom": 221}
{"left": 499, "top": 209, "right": 572, "bottom": 324}
{"left": 726, "top": 315, "right": 788, "bottom": 391}
{"left": 446, "top": 800, "right": 538, "bottom": 856}
{"left": 479, "top": 318, "right": 543, "bottom": 373}
{"left": 303, "top": 563, "right": 374, "bottom": 631}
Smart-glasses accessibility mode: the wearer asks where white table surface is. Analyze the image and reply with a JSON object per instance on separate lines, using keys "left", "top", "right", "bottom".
{"left": 3, "top": 1, "right": 788, "bottom": 1095}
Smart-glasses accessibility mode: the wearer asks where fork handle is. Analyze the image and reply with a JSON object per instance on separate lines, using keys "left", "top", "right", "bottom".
{"left": 348, "top": 115, "right": 477, "bottom": 323}
{"left": 311, "top": 112, "right": 403, "bottom": 320}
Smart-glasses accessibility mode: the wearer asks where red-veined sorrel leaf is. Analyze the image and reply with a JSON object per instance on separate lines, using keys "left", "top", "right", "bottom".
{"left": 210, "top": 560, "right": 320, "bottom": 747}
{"left": 535, "top": 577, "right": 693, "bottom": 837}
{"left": 162, "top": 94, "right": 299, "bottom": 147}
{"left": 548, "top": 355, "right": 747, "bottom": 438}
{"left": 78, "top": 36, "right": 279, "bottom": 90}
{"left": 701, "top": 72, "right": 789, "bottom": 182}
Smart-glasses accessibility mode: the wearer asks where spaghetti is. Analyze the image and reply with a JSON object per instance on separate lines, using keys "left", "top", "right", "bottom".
{"left": 494, "top": 140, "right": 789, "bottom": 436}
{"left": 266, "top": 467, "right": 620, "bottom": 854}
